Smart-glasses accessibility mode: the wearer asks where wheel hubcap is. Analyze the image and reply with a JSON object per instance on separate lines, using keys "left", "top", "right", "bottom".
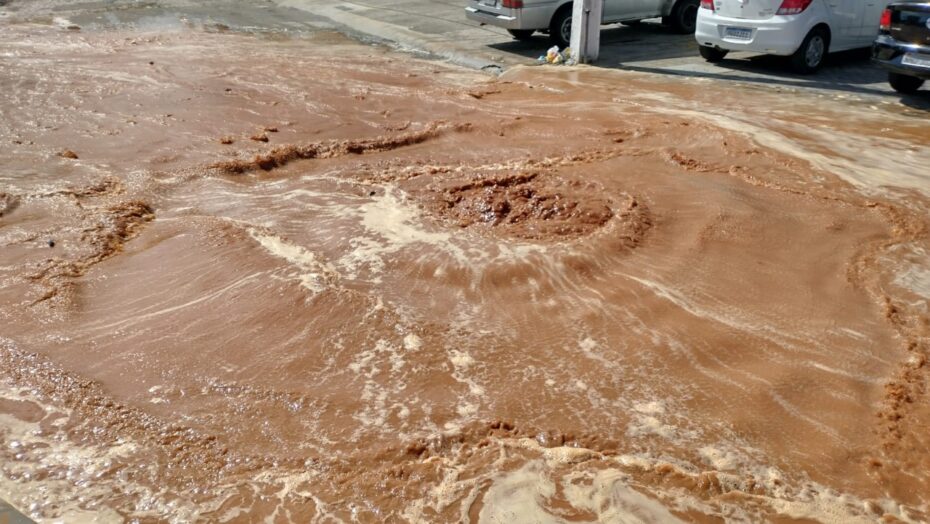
{"left": 806, "top": 36, "right": 824, "bottom": 67}
{"left": 561, "top": 17, "right": 572, "bottom": 44}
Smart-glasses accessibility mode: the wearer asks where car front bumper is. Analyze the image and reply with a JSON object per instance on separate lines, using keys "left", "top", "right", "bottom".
{"left": 465, "top": 3, "right": 553, "bottom": 31}
{"left": 872, "top": 34, "right": 930, "bottom": 80}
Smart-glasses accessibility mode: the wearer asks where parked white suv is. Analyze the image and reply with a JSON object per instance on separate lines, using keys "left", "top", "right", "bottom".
{"left": 466, "top": 0, "right": 702, "bottom": 48}
{"left": 695, "top": 0, "right": 891, "bottom": 72}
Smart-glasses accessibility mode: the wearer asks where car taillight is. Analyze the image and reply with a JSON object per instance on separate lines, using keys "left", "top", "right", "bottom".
{"left": 879, "top": 8, "right": 892, "bottom": 31}
{"left": 700, "top": 0, "right": 714, "bottom": 10}
{"left": 776, "top": 0, "right": 812, "bottom": 15}
{"left": 502, "top": 0, "right": 523, "bottom": 7}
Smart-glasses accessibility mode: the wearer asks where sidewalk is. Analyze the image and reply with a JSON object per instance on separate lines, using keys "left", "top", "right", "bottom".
{"left": 275, "top": 0, "right": 925, "bottom": 103}
{"left": 276, "top": 0, "right": 525, "bottom": 71}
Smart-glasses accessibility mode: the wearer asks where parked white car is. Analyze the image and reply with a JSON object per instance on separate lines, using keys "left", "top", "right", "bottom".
{"left": 466, "top": 0, "right": 702, "bottom": 48}
{"left": 695, "top": 0, "right": 891, "bottom": 72}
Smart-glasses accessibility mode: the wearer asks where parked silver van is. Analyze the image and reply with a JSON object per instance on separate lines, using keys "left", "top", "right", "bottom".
{"left": 465, "top": 0, "right": 701, "bottom": 47}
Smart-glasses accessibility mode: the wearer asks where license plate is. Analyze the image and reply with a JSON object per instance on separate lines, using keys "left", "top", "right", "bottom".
{"left": 902, "top": 53, "right": 930, "bottom": 69}
{"left": 724, "top": 27, "right": 753, "bottom": 40}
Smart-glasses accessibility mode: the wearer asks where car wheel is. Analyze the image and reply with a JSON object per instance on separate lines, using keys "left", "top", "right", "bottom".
{"left": 507, "top": 29, "right": 536, "bottom": 41}
{"left": 549, "top": 7, "right": 572, "bottom": 48}
{"left": 789, "top": 27, "right": 829, "bottom": 74}
{"left": 670, "top": 0, "right": 700, "bottom": 33}
{"left": 699, "top": 45, "right": 728, "bottom": 62}
{"left": 888, "top": 72, "right": 925, "bottom": 94}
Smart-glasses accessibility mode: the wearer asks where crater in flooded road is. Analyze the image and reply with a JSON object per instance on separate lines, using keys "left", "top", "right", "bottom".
{"left": 0, "top": 20, "right": 928, "bottom": 523}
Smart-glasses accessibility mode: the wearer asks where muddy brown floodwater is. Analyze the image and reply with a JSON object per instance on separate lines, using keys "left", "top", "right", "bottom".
{"left": 0, "top": 18, "right": 929, "bottom": 524}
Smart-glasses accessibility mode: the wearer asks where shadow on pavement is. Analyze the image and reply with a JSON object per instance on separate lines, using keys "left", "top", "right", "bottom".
{"left": 476, "top": 17, "right": 929, "bottom": 106}
{"left": 709, "top": 47, "right": 881, "bottom": 82}
{"left": 614, "top": 46, "right": 897, "bottom": 97}
{"left": 617, "top": 61, "right": 892, "bottom": 96}
{"left": 898, "top": 90, "right": 930, "bottom": 111}
{"left": 487, "top": 21, "right": 697, "bottom": 63}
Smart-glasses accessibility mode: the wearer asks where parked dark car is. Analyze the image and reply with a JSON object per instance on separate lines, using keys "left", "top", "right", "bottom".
{"left": 872, "top": 2, "right": 930, "bottom": 93}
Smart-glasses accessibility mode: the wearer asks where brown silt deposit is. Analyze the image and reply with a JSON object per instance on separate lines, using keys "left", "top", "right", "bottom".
{"left": 0, "top": 17, "right": 929, "bottom": 524}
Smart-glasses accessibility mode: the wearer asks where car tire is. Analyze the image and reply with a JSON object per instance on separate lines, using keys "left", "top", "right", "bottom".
{"left": 507, "top": 29, "right": 536, "bottom": 41}
{"left": 789, "top": 27, "right": 829, "bottom": 74}
{"left": 699, "top": 45, "right": 728, "bottom": 62}
{"left": 888, "top": 72, "right": 925, "bottom": 94}
{"left": 670, "top": 0, "right": 700, "bottom": 34}
{"left": 549, "top": 7, "right": 572, "bottom": 48}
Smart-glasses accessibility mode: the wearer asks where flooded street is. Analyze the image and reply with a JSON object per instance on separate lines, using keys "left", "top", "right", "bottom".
{"left": 1, "top": 3, "right": 929, "bottom": 522}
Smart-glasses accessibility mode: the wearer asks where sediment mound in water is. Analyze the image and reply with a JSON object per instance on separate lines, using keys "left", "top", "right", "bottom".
{"left": 0, "top": 192, "right": 18, "bottom": 217}
{"left": 210, "top": 122, "right": 470, "bottom": 175}
{"left": 29, "top": 199, "right": 154, "bottom": 306}
{"left": 421, "top": 171, "right": 650, "bottom": 243}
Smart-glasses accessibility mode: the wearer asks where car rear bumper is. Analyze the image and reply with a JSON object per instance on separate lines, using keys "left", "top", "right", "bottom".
{"left": 465, "top": 3, "right": 553, "bottom": 31}
{"left": 695, "top": 9, "right": 818, "bottom": 56}
{"left": 872, "top": 34, "right": 930, "bottom": 80}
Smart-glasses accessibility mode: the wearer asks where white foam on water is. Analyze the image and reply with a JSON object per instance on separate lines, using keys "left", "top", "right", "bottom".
{"left": 575, "top": 336, "right": 626, "bottom": 371}
{"left": 479, "top": 442, "right": 683, "bottom": 523}
{"left": 51, "top": 17, "right": 74, "bottom": 29}
{"left": 805, "top": 360, "right": 885, "bottom": 385}
{"left": 698, "top": 445, "right": 745, "bottom": 471}
{"left": 340, "top": 186, "right": 468, "bottom": 280}
{"left": 560, "top": 468, "right": 686, "bottom": 523}
{"left": 448, "top": 350, "right": 475, "bottom": 370}
{"left": 443, "top": 348, "right": 485, "bottom": 430}
{"left": 621, "top": 91, "right": 930, "bottom": 198}
{"left": 891, "top": 246, "right": 930, "bottom": 301}
{"left": 347, "top": 339, "right": 412, "bottom": 433}
{"left": 249, "top": 229, "right": 339, "bottom": 293}
{"left": 402, "top": 333, "right": 422, "bottom": 351}
{"left": 477, "top": 461, "right": 560, "bottom": 524}
{"left": 768, "top": 490, "right": 876, "bottom": 524}
{"left": 337, "top": 185, "right": 551, "bottom": 286}
{"left": 0, "top": 383, "right": 229, "bottom": 523}
{"left": 633, "top": 400, "right": 666, "bottom": 416}
{"left": 627, "top": 412, "right": 677, "bottom": 440}
{"left": 403, "top": 432, "right": 926, "bottom": 523}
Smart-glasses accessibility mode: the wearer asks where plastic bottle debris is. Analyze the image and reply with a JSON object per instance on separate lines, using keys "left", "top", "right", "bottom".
{"left": 537, "top": 46, "right": 576, "bottom": 66}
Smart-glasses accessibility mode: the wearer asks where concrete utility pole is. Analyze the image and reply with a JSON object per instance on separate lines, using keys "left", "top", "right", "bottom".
{"left": 570, "top": 0, "right": 604, "bottom": 63}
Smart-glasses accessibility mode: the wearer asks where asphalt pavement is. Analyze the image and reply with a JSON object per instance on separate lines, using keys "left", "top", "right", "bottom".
{"left": 0, "top": 499, "right": 33, "bottom": 524}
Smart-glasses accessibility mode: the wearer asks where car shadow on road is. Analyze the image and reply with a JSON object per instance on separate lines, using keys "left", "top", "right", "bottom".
{"left": 713, "top": 48, "right": 880, "bottom": 82}
{"left": 619, "top": 61, "right": 930, "bottom": 106}
{"left": 617, "top": 49, "right": 895, "bottom": 95}
{"left": 898, "top": 91, "right": 930, "bottom": 111}
{"left": 614, "top": 44, "right": 930, "bottom": 108}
